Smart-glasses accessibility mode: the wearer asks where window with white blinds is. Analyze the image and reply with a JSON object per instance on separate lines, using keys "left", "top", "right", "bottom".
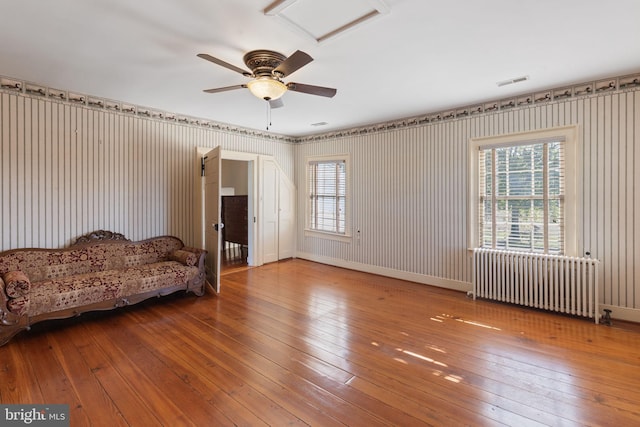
{"left": 307, "top": 157, "right": 348, "bottom": 235}
{"left": 479, "top": 140, "right": 565, "bottom": 254}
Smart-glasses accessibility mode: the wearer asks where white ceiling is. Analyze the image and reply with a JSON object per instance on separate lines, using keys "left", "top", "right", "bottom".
{"left": 1, "top": 0, "right": 639, "bottom": 137}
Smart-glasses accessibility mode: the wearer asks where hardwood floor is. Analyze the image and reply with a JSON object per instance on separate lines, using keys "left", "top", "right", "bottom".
{"left": 221, "top": 244, "right": 251, "bottom": 275}
{"left": 2, "top": 259, "right": 640, "bottom": 426}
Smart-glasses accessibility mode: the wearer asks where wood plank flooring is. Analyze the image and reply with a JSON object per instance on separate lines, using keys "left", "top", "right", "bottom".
{"left": 1, "top": 259, "right": 640, "bottom": 426}
{"left": 221, "top": 244, "right": 251, "bottom": 276}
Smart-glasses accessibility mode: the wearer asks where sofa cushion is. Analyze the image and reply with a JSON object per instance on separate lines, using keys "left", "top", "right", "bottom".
{"left": 28, "top": 261, "right": 199, "bottom": 317}
{"left": 131, "top": 262, "right": 198, "bottom": 294}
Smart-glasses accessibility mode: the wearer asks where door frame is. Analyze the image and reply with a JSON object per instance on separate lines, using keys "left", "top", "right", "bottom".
{"left": 194, "top": 148, "right": 260, "bottom": 266}
{"left": 194, "top": 148, "right": 296, "bottom": 270}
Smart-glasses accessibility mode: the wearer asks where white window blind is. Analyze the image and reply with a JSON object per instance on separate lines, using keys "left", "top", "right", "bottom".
{"left": 478, "top": 140, "right": 565, "bottom": 254}
{"left": 308, "top": 159, "right": 347, "bottom": 234}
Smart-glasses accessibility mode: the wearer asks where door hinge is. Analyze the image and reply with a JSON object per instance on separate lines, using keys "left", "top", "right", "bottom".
{"left": 201, "top": 157, "right": 206, "bottom": 177}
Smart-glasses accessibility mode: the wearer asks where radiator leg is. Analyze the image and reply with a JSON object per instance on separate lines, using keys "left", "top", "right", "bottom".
{"left": 601, "top": 309, "right": 612, "bottom": 326}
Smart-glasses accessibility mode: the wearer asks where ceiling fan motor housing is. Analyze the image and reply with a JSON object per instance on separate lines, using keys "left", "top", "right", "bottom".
{"left": 243, "top": 50, "right": 287, "bottom": 78}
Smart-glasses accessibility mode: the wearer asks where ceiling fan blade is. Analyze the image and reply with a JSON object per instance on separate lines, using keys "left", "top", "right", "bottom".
{"left": 203, "top": 84, "right": 247, "bottom": 94}
{"left": 269, "top": 98, "right": 284, "bottom": 109}
{"left": 286, "top": 82, "right": 337, "bottom": 98}
{"left": 197, "top": 53, "right": 252, "bottom": 77}
{"left": 273, "top": 50, "right": 313, "bottom": 77}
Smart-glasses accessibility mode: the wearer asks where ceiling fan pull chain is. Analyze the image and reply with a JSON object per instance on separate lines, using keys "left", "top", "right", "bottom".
{"left": 266, "top": 102, "right": 272, "bottom": 130}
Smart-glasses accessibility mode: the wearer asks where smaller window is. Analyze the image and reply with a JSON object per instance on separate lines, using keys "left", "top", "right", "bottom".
{"left": 306, "top": 155, "right": 350, "bottom": 238}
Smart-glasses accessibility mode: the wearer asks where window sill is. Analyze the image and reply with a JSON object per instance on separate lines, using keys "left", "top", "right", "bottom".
{"left": 304, "top": 229, "right": 352, "bottom": 243}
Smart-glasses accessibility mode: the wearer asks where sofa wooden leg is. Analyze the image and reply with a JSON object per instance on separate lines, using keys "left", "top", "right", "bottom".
{"left": 0, "top": 311, "right": 30, "bottom": 346}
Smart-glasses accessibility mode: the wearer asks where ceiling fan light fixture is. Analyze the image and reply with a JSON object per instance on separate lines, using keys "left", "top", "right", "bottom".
{"left": 247, "top": 78, "right": 287, "bottom": 101}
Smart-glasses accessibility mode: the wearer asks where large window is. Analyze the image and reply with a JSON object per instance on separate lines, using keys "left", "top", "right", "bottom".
{"left": 306, "top": 155, "right": 349, "bottom": 237}
{"left": 479, "top": 141, "right": 564, "bottom": 254}
{"left": 469, "top": 126, "right": 579, "bottom": 256}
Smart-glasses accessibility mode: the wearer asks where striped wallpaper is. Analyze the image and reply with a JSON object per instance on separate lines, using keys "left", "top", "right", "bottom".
{"left": 1, "top": 80, "right": 639, "bottom": 318}
{"left": 0, "top": 91, "right": 294, "bottom": 250}
{"left": 295, "top": 87, "right": 640, "bottom": 315}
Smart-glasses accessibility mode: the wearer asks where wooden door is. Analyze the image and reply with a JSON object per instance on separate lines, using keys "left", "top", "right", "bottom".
{"left": 203, "top": 146, "right": 222, "bottom": 293}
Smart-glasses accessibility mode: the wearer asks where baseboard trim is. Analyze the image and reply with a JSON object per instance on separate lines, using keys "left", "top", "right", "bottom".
{"left": 599, "top": 304, "right": 640, "bottom": 324}
{"left": 295, "top": 252, "right": 471, "bottom": 293}
{"left": 294, "top": 253, "right": 639, "bottom": 324}
{"left": 296, "top": 252, "right": 640, "bottom": 323}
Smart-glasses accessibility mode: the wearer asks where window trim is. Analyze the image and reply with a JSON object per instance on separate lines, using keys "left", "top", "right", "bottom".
{"left": 468, "top": 125, "right": 580, "bottom": 256}
{"left": 304, "top": 154, "right": 351, "bottom": 242}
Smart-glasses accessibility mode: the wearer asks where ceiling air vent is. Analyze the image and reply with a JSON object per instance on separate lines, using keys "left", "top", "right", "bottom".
{"left": 497, "top": 75, "right": 529, "bottom": 87}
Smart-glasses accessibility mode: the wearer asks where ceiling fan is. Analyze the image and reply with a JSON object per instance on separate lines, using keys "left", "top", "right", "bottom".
{"left": 197, "top": 49, "right": 337, "bottom": 108}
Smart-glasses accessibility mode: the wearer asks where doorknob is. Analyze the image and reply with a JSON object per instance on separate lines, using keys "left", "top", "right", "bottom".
{"left": 213, "top": 223, "right": 224, "bottom": 231}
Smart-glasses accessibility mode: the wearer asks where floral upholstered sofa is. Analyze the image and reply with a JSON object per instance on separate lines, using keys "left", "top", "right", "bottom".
{"left": 0, "top": 231, "right": 206, "bottom": 345}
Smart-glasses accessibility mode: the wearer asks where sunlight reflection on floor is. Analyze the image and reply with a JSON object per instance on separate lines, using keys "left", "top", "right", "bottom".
{"left": 432, "top": 313, "right": 502, "bottom": 331}
{"left": 371, "top": 312, "right": 518, "bottom": 390}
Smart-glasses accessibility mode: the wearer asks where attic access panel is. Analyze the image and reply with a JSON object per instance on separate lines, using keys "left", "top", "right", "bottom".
{"left": 265, "top": 0, "right": 389, "bottom": 43}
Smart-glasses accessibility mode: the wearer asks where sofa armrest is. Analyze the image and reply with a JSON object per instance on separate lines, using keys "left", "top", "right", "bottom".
{"left": 1, "top": 272, "right": 30, "bottom": 321}
{"left": 170, "top": 250, "right": 198, "bottom": 267}
{"left": 2, "top": 270, "right": 31, "bottom": 298}
{"left": 179, "top": 247, "right": 208, "bottom": 296}
{"left": 181, "top": 246, "right": 206, "bottom": 257}
{"left": 181, "top": 247, "right": 207, "bottom": 272}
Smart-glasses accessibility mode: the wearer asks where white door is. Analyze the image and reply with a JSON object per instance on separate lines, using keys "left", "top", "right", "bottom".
{"left": 278, "top": 172, "right": 295, "bottom": 259}
{"left": 261, "top": 159, "right": 279, "bottom": 263}
{"left": 203, "top": 146, "right": 222, "bottom": 293}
